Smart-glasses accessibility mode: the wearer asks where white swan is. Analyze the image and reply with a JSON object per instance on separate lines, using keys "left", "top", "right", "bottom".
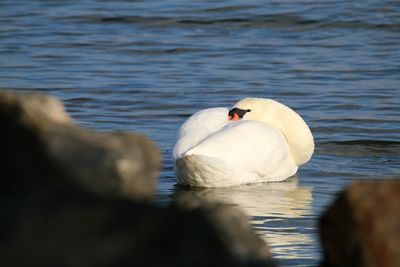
{"left": 173, "top": 98, "right": 314, "bottom": 187}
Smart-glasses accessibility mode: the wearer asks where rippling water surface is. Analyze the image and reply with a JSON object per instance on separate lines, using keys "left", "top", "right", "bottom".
{"left": 1, "top": 1, "right": 399, "bottom": 266}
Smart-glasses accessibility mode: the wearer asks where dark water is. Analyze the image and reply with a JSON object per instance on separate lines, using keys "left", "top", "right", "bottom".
{"left": 1, "top": 1, "right": 400, "bottom": 266}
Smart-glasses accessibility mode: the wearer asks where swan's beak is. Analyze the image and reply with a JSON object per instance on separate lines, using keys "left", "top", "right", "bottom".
{"left": 228, "top": 108, "right": 251, "bottom": 121}
{"left": 228, "top": 113, "right": 239, "bottom": 121}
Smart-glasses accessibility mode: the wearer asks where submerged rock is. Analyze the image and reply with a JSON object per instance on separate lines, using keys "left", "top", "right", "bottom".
{"left": 0, "top": 90, "right": 160, "bottom": 201}
{"left": 320, "top": 180, "right": 400, "bottom": 267}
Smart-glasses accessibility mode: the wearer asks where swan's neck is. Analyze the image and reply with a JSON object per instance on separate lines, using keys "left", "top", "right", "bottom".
{"left": 243, "top": 99, "right": 314, "bottom": 165}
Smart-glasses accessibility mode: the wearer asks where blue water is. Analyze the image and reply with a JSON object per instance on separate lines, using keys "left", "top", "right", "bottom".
{"left": 1, "top": 1, "right": 399, "bottom": 266}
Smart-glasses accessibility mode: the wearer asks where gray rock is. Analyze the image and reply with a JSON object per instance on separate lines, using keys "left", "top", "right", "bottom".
{"left": 0, "top": 90, "right": 160, "bottom": 201}
{"left": 0, "top": 178, "right": 275, "bottom": 267}
{"left": 320, "top": 180, "right": 400, "bottom": 267}
{"left": 0, "top": 89, "right": 275, "bottom": 267}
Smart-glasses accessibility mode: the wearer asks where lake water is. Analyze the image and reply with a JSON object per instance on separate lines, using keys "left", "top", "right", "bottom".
{"left": 1, "top": 1, "right": 399, "bottom": 266}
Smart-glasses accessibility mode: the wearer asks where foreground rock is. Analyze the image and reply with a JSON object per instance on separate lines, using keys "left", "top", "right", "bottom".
{"left": 320, "top": 180, "right": 400, "bottom": 267}
{"left": 0, "top": 177, "right": 275, "bottom": 267}
{"left": 0, "top": 90, "right": 160, "bottom": 201}
{"left": 0, "top": 90, "right": 275, "bottom": 267}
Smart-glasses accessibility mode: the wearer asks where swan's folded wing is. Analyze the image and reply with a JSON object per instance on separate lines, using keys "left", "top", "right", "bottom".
{"left": 185, "top": 121, "right": 297, "bottom": 180}
{"left": 173, "top": 107, "right": 229, "bottom": 159}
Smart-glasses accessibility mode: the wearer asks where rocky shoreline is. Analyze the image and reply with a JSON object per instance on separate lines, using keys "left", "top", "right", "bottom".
{"left": 0, "top": 90, "right": 398, "bottom": 267}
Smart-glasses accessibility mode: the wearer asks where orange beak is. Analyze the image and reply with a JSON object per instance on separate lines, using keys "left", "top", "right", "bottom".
{"left": 228, "top": 113, "right": 239, "bottom": 121}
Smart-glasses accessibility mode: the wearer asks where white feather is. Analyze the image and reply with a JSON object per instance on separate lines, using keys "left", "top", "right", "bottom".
{"left": 173, "top": 108, "right": 229, "bottom": 159}
{"left": 173, "top": 98, "right": 313, "bottom": 187}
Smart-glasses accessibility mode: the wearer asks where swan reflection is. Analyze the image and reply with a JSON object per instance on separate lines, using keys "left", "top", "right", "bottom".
{"left": 172, "top": 176, "right": 314, "bottom": 260}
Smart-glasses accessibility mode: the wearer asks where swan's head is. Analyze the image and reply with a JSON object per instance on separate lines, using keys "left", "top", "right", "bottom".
{"left": 229, "top": 98, "right": 314, "bottom": 165}
{"left": 229, "top": 98, "right": 270, "bottom": 121}
{"left": 228, "top": 107, "right": 252, "bottom": 120}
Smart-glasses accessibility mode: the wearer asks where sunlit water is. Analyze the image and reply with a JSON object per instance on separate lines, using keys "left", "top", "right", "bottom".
{"left": 1, "top": 1, "right": 399, "bottom": 266}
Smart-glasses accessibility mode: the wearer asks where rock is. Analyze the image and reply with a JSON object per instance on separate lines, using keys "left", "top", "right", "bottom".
{"left": 0, "top": 90, "right": 275, "bottom": 267}
{"left": 0, "top": 90, "right": 160, "bottom": 201}
{"left": 0, "top": 180, "right": 275, "bottom": 267}
{"left": 320, "top": 180, "right": 400, "bottom": 267}
{"left": 172, "top": 193, "right": 275, "bottom": 266}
